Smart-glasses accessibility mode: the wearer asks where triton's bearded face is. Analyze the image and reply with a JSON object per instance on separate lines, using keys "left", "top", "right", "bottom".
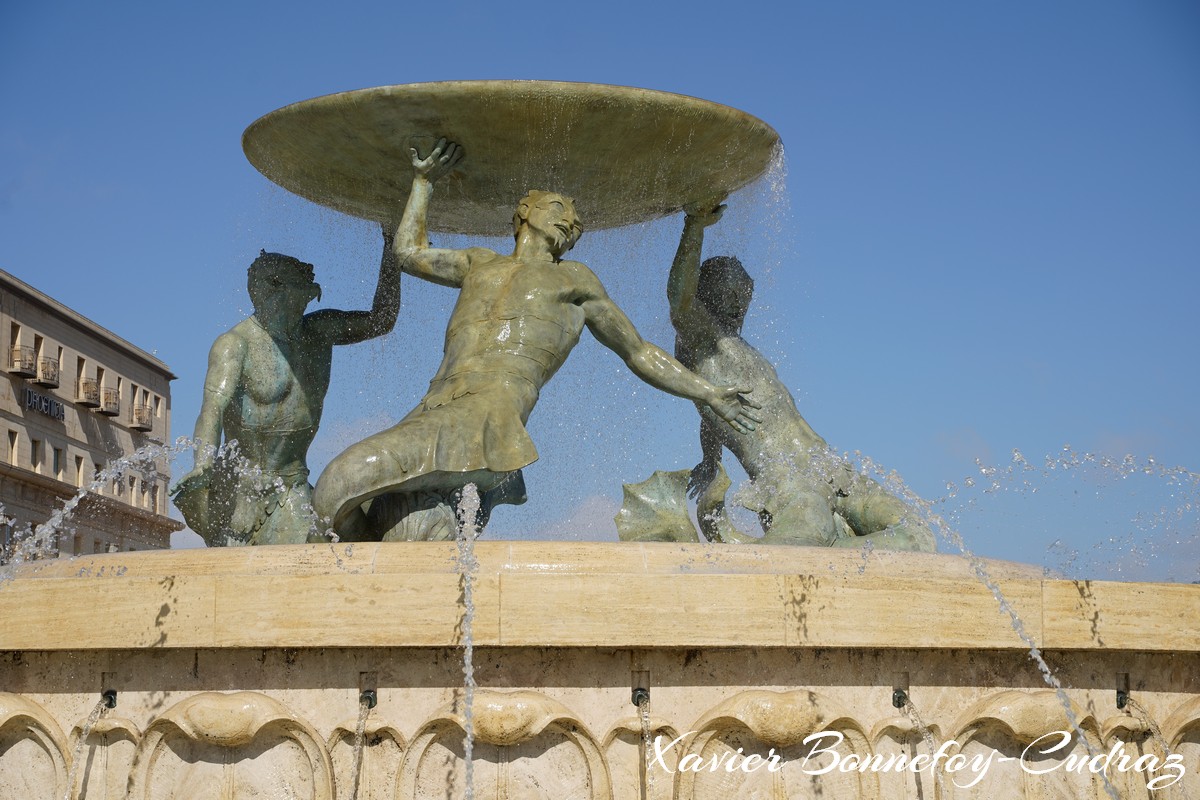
{"left": 515, "top": 191, "right": 583, "bottom": 256}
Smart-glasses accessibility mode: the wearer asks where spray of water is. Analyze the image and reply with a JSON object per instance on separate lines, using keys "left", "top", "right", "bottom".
{"left": 830, "top": 445, "right": 1156, "bottom": 800}
{"left": 454, "top": 483, "right": 482, "bottom": 800}
{"left": 1, "top": 438, "right": 186, "bottom": 574}
{"left": 707, "top": 441, "right": 1172, "bottom": 799}
{"left": 637, "top": 693, "right": 653, "bottom": 800}
{"left": 899, "top": 694, "right": 950, "bottom": 799}
{"left": 347, "top": 693, "right": 372, "bottom": 800}
{"left": 62, "top": 697, "right": 109, "bottom": 800}
{"left": 1123, "top": 696, "right": 1193, "bottom": 800}
{"left": 0, "top": 436, "right": 342, "bottom": 582}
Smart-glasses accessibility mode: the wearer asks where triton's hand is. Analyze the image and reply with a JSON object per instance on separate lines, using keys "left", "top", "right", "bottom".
{"left": 170, "top": 465, "right": 211, "bottom": 497}
{"left": 410, "top": 137, "right": 463, "bottom": 182}
{"left": 683, "top": 196, "right": 727, "bottom": 227}
{"left": 709, "top": 386, "right": 762, "bottom": 435}
{"left": 687, "top": 459, "right": 719, "bottom": 500}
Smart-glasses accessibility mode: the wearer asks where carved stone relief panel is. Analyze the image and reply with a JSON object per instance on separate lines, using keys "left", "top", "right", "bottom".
{"left": 870, "top": 718, "right": 943, "bottom": 800}
{"left": 396, "top": 689, "right": 612, "bottom": 799}
{"left": 0, "top": 692, "right": 68, "bottom": 800}
{"left": 328, "top": 721, "right": 405, "bottom": 800}
{"left": 602, "top": 716, "right": 681, "bottom": 800}
{"left": 125, "top": 691, "right": 333, "bottom": 800}
{"left": 946, "top": 690, "right": 1105, "bottom": 800}
{"left": 677, "top": 689, "right": 878, "bottom": 799}
{"left": 1161, "top": 696, "right": 1200, "bottom": 800}
{"left": 72, "top": 717, "right": 140, "bottom": 800}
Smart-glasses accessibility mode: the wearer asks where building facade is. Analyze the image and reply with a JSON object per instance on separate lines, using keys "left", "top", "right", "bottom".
{"left": 1, "top": 269, "right": 181, "bottom": 559}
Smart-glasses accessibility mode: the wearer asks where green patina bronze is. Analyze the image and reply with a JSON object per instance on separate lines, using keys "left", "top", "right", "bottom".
{"left": 617, "top": 202, "right": 936, "bottom": 551}
{"left": 176, "top": 82, "right": 933, "bottom": 549}
{"left": 172, "top": 241, "right": 401, "bottom": 546}
{"left": 311, "top": 141, "right": 762, "bottom": 541}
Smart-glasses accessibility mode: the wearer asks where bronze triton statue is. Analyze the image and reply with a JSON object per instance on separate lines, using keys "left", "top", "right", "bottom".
{"left": 663, "top": 199, "right": 935, "bottom": 551}
{"left": 312, "top": 140, "right": 762, "bottom": 540}
{"left": 173, "top": 237, "right": 401, "bottom": 546}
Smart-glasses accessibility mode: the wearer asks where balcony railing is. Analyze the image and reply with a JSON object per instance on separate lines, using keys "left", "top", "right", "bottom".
{"left": 131, "top": 404, "right": 153, "bottom": 431}
{"left": 9, "top": 346, "right": 36, "bottom": 377}
{"left": 36, "top": 358, "right": 60, "bottom": 388}
{"left": 98, "top": 387, "right": 120, "bottom": 416}
{"left": 76, "top": 378, "right": 101, "bottom": 407}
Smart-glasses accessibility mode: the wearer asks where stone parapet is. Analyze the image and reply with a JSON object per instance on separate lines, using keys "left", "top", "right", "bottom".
{"left": 1, "top": 543, "right": 1197, "bottom": 798}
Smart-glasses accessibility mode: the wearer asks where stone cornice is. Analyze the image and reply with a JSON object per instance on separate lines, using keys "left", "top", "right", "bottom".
{"left": 2, "top": 542, "right": 1193, "bottom": 652}
{"left": 0, "top": 269, "right": 176, "bottom": 380}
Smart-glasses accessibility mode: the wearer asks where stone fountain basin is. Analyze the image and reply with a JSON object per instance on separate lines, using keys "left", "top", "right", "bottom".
{"left": 242, "top": 81, "right": 781, "bottom": 234}
{"left": 2, "top": 542, "right": 1186, "bottom": 651}
{"left": 3, "top": 543, "right": 1198, "bottom": 798}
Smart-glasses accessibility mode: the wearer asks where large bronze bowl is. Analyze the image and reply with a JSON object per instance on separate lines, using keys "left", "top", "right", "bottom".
{"left": 243, "top": 81, "right": 780, "bottom": 235}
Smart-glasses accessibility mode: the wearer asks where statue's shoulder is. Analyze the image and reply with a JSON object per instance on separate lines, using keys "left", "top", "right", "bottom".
{"left": 456, "top": 246, "right": 506, "bottom": 278}
{"left": 558, "top": 258, "right": 597, "bottom": 280}
{"left": 213, "top": 320, "right": 255, "bottom": 351}
{"left": 554, "top": 259, "right": 605, "bottom": 296}
{"left": 464, "top": 245, "right": 502, "bottom": 263}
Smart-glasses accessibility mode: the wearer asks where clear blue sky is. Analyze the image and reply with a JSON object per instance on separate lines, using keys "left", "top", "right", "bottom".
{"left": 2, "top": 1, "right": 1197, "bottom": 580}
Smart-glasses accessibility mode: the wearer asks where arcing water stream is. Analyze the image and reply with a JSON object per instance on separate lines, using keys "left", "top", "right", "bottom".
{"left": 61, "top": 696, "right": 109, "bottom": 800}
{"left": 347, "top": 691, "right": 373, "bottom": 800}
{"left": 453, "top": 483, "right": 482, "bottom": 800}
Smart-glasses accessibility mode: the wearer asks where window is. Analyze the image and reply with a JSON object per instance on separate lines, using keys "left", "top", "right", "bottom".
{"left": 9, "top": 323, "right": 31, "bottom": 374}
{"left": 93, "top": 463, "right": 103, "bottom": 492}
{"left": 150, "top": 484, "right": 159, "bottom": 514}
{"left": 75, "top": 456, "right": 85, "bottom": 487}
{"left": 30, "top": 439, "right": 41, "bottom": 473}
{"left": 154, "top": 395, "right": 162, "bottom": 417}
{"left": 7, "top": 431, "right": 16, "bottom": 464}
{"left": 53, "top": 447, "right": 63, "bottom": 480}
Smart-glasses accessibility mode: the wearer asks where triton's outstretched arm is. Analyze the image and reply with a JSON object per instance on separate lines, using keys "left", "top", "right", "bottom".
{"left": 667, "top": 200, "right": 724, "bottom": 335}
{"left": 581, "top": 272, "right": 761, "bottom": 434}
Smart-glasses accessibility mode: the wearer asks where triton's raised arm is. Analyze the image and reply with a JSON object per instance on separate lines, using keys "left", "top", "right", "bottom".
{"left": 309, "top": 227, "right": 403, "bottom": 345}
{"left": 668, "top": 199, "right": 725, "bottom": 336}
{"left": 391, "top": 138, "right": 484, "bottom": 288}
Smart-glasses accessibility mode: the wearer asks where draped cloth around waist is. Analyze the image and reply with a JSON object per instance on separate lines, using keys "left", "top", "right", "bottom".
{"left": 313, "top": 368, "right": 540, "bottom": 528}
{"left": 398, "top": 368, "right": 541, "bottom": 478}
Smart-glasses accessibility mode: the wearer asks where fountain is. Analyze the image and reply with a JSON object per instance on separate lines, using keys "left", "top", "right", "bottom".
{"left": 1, "top": 81, "right": 1198, "bottom": 798}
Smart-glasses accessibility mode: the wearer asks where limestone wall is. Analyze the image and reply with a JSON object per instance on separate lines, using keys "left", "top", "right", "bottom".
{"left": 1, "top": 543, "right": 1197, "bottom": 798}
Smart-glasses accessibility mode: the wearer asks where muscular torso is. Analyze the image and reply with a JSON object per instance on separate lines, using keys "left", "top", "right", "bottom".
{"left": 688, "top": 332, "right": 827, "bottom": 485}
{"left": 222, "top": 317, "right": 332, "bottom": 475}
{"left": 425, "top": 252, "right": 589, "bottom": 418}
